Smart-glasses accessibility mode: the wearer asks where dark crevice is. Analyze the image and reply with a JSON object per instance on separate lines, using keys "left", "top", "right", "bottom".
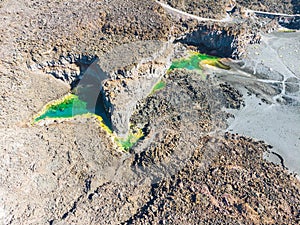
{"left": 95, "top": 90, "right": 113, "bottom": 130}
{"left": 71, "top": 55, "right": 99, "bottom": 89}
{"left": 121, "top": 183, "right": 160, "bottom": 224}
{"left": 61, "top": 194, "right": 84, "bottom": 220}
{"left": 271, "top": 151, "right": 286, "bottom": 169}
{"left": 88, "top": 182, "right": 111, "bottom": 201}
{"left": 175, "top": 26, "right": 239, "bottom": 58}
{"left": 278, "top": 16, "right": 300, "bottom": 30}
{"left": 73, "top": 58, "right": 113, "bottom": 130}
{"left": 84, "top": 176, "right": 92, "bottom": 194}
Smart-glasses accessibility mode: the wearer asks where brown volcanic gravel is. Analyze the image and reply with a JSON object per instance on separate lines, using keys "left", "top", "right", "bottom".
{"left": 163, "top": 0, "right": 296, "bottom": 16}
{"left": 125, "top": 133, "right": 300, "bottom": 224}
{"left": 163, "top": 0, "right": 228, "bottom": 19}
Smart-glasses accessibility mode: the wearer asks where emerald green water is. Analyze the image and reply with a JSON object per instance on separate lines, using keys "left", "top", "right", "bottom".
{"left": 33, "top": 94, "right": 143, "bottom": 151}
{"left": 169, "top": 52, "right": 229, "bottom": 72}
{"left": 34, "top": 95, "right": 89, "bottom": 122}
{"left": 116, "top": 131, "right": 143, "bottom": 151}
{"left": 151, "top": 80, "right": 166, "bottom": 94}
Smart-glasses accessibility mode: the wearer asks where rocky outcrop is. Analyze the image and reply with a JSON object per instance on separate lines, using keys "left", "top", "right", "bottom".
{"left": 27, "top": 54, "right": 97, "bottom": 87}
{"left": 75, "top": 40, "right": 175, "bottom": 137}
{"left": 102, "top": 41, "right": 174, "bottom": 137}
{"left": 176, "top": 26, "right": 239, "bottom": 58}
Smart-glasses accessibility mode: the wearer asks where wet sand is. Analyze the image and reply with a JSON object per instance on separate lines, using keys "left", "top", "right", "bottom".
{"left": 226, "top": 88, "right": 300, "bottom": 175}
{"left": 216, "top": 31, "right": 300, "bottom": 175}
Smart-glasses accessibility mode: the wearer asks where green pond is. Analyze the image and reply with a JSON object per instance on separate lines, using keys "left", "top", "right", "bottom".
{"left": 33, "top": 52, "right": 229, "bottom": 150}
{"left": 169, "top": 52, "right": 230, "bottom": 73}
{"left": 34, "top": 94, "right": 89, "bottom": 122}
{"left": 151, "top": 80, "right": 166, "bottom": 94}
{"left": 33, "top": 94, "right": 142, "bottom": 151}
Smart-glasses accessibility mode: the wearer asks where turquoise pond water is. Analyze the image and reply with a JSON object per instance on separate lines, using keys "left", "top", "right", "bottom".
{"left": 169, "top": 52, "right": 230, "bottom": 72}
{"left": 34, "top": 94, "right": 89, "bottom": 122}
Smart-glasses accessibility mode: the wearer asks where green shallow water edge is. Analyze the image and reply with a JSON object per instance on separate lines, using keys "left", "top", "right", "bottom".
{"left": 34, "top": 94, "right": 89, "bottom": 122}
{"left": 169, "top": 52, "right": 230, "bottom": 73}
{"left": 151, "top": 80, "right": 166, "bottom": 94}
{"left": 33, "top": 94, "right": 143, "bottom": 151}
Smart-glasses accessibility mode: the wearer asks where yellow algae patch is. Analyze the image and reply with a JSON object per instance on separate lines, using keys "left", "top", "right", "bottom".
{"left": 115, "top": 128, "right": 144, "bottom": 151}
{"left": 92, "top": 114, "right": 113, "bottom": 135}
{"left": 200, "top": 59, "right": 230, "bottom": 70}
